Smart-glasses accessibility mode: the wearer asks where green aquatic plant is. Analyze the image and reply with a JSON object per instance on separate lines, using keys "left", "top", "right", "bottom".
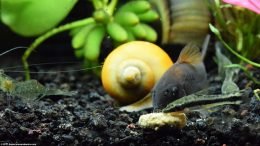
{"left": 0, "top": 0, "right": 159, "bottom": 79}
{"left": 208, "top": 0, "right": 260, "bottom": 85}
{"left": 70, "top": 0, "right": 158, "bottom": 65}
{"left": 208, "top": 0, "right": 260, "bottom": 65}
{"left": 1, "top": 0, "right": 77, "bottom": 36}
{"left": 210, "top": 25, "right": 260, "bottom": 84}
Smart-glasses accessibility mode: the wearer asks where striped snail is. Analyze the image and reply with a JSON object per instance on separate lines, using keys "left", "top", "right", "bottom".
{"left": 150, "top": 0, "right": 210, "bottom": 45}
{"left": 101, "top": 41, "right": 173, "bottom": 106}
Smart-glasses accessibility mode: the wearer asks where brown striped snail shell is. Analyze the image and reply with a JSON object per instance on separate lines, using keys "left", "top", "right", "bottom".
{"left": 150, "top": 0, "right": 210, "bottom": 45}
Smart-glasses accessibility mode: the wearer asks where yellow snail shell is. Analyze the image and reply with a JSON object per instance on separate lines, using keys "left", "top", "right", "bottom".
{"left": 150, "top": 0, "right": 210, "bottom": 45}
{"left": 101, "top": 41, "right": 173, "bottom": 105}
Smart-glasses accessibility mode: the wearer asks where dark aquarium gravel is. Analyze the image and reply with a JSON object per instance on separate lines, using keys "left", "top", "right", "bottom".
{"left": 0, "top": 64, "right": 259, "bottom": 146}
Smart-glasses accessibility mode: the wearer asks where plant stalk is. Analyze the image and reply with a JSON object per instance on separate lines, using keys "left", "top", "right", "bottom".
{"left": 22, "top": 18, "right": 95, "bottom": 80}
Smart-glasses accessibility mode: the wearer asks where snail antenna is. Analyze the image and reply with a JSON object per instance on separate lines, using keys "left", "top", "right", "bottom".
{"left": 0, "top": 46, "right": 27, "bottom": 56}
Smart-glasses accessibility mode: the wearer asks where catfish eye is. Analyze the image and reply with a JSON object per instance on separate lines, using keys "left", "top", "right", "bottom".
{"left": 163, "top": 89, "right": 170, "bottom": 97}
{"left": 163, "top": 87, "right": 178, "bottom": 97}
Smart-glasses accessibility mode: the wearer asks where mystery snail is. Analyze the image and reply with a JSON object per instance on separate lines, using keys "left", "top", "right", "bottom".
{"left": 101, "top": 41, "right": 173, "bottom": 105}
{"left": 150, "top": 0, "right": 210, "bottom": 45}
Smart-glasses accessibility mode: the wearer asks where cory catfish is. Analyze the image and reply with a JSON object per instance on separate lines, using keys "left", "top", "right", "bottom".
{"left": 152, "top": 43, "right": 208, "bottom": 111}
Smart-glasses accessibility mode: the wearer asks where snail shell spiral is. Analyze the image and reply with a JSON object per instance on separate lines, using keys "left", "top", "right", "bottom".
{"left": 101, "top": 41, "right": 173, "bottom": 105}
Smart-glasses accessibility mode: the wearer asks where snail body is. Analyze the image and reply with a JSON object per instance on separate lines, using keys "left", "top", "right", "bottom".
{"left": 150, "top": 0, "right": 210, "bottom": 45}
{"left": 101, "top": 41, "right": 173, "bottom": 105}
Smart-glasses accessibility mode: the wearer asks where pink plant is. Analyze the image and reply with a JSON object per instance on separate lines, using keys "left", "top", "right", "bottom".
{"left": 223, "top": 0, "right": 260, "bottom": 14}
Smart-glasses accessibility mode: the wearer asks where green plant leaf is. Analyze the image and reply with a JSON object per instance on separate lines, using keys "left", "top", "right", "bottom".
{"left": 1, "top": 0, "right": 77, "bottom": 36}
{"left": 235, "top": 28, "right": 243, "bottom": 51}
{"left": 210, "top": 24, "right": 260, "bottom": 68}
{"left": 209, "top": 23, "right": 220, "bottom": 36}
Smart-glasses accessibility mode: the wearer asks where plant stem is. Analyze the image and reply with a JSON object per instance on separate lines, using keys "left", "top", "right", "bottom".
{"left": 214, "top": 0, "right": 226, "bottom": 28}
{"left": 220, "top": 36, "right": 260, "bottom": 68}
{"left": 209, "top": 24, "right": 260, "bottom": 68}
{"left": 107, "top": 0, "right": 118, "bottom": 15}
{"left": 226, "top": 64, "right": 260, "bottom": 85}
{"left": 92, "top": 0, "right": 103, "bottom": 9}
{"left": 22, "top": 18, "right": 95, "bottom": 80}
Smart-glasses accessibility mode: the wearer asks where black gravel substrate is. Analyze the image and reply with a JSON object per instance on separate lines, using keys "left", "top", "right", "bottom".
{"left": 0, "top": 65, "right": 259, "bottom": 146}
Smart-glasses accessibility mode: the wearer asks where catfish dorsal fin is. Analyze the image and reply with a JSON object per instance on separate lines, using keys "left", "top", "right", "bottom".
{"left": 177, "top": 43, "right": 202, "bottom": 65}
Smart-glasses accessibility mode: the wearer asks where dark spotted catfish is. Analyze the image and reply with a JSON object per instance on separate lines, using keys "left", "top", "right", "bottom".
{"left": 152, "top": 43, "right": 208, "bottom": 111}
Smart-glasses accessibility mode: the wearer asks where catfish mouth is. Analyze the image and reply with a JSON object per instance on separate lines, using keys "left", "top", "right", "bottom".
{"left": 153, "top": 108, "right": 162, "bottom": 113}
